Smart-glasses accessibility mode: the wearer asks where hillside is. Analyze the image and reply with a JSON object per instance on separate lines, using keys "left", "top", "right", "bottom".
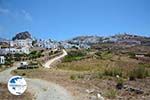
{"left": 67, "top": 33, "right": 150, "bottom": 46}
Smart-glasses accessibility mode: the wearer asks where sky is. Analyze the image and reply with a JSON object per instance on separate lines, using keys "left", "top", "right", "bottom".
{"left": 0, "top": 0, "right": 149, "bottom": 40}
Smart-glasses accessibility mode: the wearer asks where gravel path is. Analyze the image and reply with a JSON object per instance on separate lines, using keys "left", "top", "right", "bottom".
{"left": 0, "top": 62, "right": 73, "bottom": 100}
{"left": 26, "top": 79, "right": 73, "bottom": 100}
{"left": 44, "top": 49, "right": 67, "bottom": 68}
{"left": 0, "top": 63, "right": 19, "bottom": 83}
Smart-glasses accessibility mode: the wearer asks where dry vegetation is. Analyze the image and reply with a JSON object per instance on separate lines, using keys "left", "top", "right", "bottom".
{"left": 11, "top": 49, "right": 150, "bottom": 100}
{"left": 0, "top": 83, "right": 32, "bottom": 100}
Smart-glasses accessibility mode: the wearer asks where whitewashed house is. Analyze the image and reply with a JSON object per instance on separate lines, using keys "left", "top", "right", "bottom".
{"left": 0, "top": 56, "right": 5, "bottom": 64}
{"left": 14, "top": 39, "right": 33, "bottom": 47}
{"left": 19, "top": 47, "right": 30, "bottom": 54}
{"left": 36, "top": 40, "right": 59, "bottom": 49}
{"left": 0, "top": 47, "right": 30, "bottom": 55}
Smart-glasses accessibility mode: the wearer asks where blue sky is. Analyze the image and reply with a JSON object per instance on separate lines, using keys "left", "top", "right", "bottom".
{"left": 0, "top": 0, "right": 149, "bottom": 40}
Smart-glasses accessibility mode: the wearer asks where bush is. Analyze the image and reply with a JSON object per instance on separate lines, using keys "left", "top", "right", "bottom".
{"left": 128, "top": 52, "right": 136, "bottom": 58}
{"left": 70, "top": 74, "right": 84, "bottom": 80}
{"left": 129, "top": 66, "right": 150, "bottom": 79}
{"left": 104, "top": 67, "right": 122, "bottom": 77}
{"left": 64, "top": 50, "right": 86, "bottom": 62}
{"left": 22, "top": 73, "right": 26, "bottom": 76}
{"left": 105, "top": 89, "right": 117, "bottom": 99}
{"left": 68, "top": 50, "right": 86, "bottom": 57}
{"left": 138, "top": 63, "right": 150, "bottom": 68}
{"left": 29, "top": 50, "right": 43, "bottom": 59}
{"left": 116, "top": 78, "right": 124, "bottom": 89}
{"left": 95, "top": 51, "right": 112, "bottom": 60}
{"left": 96, "top": 72, "right": 104, "bottom": 79}
{"left": 70, "top": 75, "right": 76, "bottom": 80}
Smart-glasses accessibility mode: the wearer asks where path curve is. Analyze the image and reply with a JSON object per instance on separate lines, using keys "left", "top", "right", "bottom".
{"left": 44, "top": 49, "right": 67, "bottom": 68}
{"left": 0, "top": 63, "right": 73, "bottom": 100}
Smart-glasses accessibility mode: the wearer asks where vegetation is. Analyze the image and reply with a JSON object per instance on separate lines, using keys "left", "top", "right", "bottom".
{"left": 58, "top": 50, "right": 150, "bottom": 80}
{"left": 105, "top": 89, "right": 117, "bottom": 99}
{"left": 138, "top": 62, "right": 150, "bottom": 68}
{"left": 14, "top": 53, "right": 27, "bottom": 61}
{"left": 95, "top": 51, "right": 113, "bottom": 60}
{"left": 128, "top": 52, "right": 136, "bottom": 58}
{"left": 63, "top": 50, "right": 86, "bottom": 62}
{"left": 0, "top": 83, "right": 32, "bottom": 100}
{"left": 28, "top": 50, "right": 44, "bottom": 60}
{"left": 129, "top": 66, "right": 150, "bottom": 79}
{"left": 104, "top": 67, "right": 123, "bottom": 77}
{"left": 70, "top": 74, "right": 84, "bottom": 80}
{"left": 116, "top": 77, "right": 124, "bottom": 89}
{"left": 5, "top": 55, "right": 14, "bottom": 66}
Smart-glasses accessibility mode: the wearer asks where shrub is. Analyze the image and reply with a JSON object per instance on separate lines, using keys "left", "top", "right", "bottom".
{"left": 96, "top": 72, "right": 104, "bottom": 79}
{"left": 70, "top": 74, "right": 84, "bottom": 80}
{"left": 70, "top": 75, "right": 76, "bottom": 80}
{"left": 104, "top": 67, "right": 122, "bottom": 77}
{"left": 95, "top": 51, "right": 112, "bottom": 60}
{"left": 22, "top": 73, "right": 26, "bottom": 76}
{"left": 116, "top": 78, "right": 124, "bottom": 89}
{"left": 105, "top": 89, "right": 117, "bottom": 99}
{"left": 129, "top": 66, "right": 150, "bottom": 79}
{"left": 138, "top": 63, "right": 150, "bottom": 68}
{"left": 64, "top": 50, "right": 86, "bottom": 62}
{"left": 29, "top": 50, "right": 43, "bottom": 59}
{"left": 128, "top": 52, "right": 136, "bottom": 58}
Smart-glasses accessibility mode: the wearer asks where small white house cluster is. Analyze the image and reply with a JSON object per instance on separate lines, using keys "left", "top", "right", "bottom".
{"left": 0, "top": 38, "right": 32, "bottom": 55}
{"left": 36, "top": 39, "right": 59, "bottom": 49}
{"left": 60, "top": 41, "right": 90, "bottom": 49}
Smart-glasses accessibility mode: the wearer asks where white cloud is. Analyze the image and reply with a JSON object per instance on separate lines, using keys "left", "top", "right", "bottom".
{"left": 21, "top": 10, "right": 32, "bottom": 21}
{"left": 0, "top": 7, "right": 33, "bottom": 22}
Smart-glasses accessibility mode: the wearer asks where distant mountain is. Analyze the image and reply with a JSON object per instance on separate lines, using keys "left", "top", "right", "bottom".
{"left": 67, "top": 33, "right": 150, "bottom": 46}
{"left": 68, "top": 36, "right": 103, "bottom": 45}
{"left": 12, "top": 31, "right": 32, "bottom": 40}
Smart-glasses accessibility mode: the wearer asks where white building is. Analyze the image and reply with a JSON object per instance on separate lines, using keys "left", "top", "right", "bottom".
{"left": 36, "top": 40, "right": 59, "bottom": 49}
{"left": 0, "top": 56, "right": 5, "bottom": 64}
{"left": 61, "top": 42, "right": 73, "bottom": 49}
{"left": 19, "top": 47, "right": 30, "bottom": 54}
{"left": 14, "top": 39, "right": 33, "bottom": 47}
{"left": 0, "top": 47, "right": 30, "bottom": 55}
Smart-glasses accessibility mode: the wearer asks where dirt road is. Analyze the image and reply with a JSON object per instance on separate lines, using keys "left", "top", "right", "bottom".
{"left": 0, "top": 62, "right": 73, "bottom": 100}
{"left": 44, "top": 49, "right": 67, "bottom": 68}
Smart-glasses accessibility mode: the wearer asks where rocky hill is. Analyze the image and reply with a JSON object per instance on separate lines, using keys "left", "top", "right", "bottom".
{"left": 12, "top": 31, "right": 32, "bottom": 40}
{"left": 68, "top": 36, "right": 103, "bottom": 45}
{"left": 67, "top": 33, "right": 150, "bottom": 46}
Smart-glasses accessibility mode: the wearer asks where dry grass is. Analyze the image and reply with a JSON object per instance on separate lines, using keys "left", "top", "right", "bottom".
{"left": 57, "top": 55, "right": 140, "bottom": 78}
{"left": 0, "top": 83, "right": 32, "bottom": 100}
{"left": 11, "top": 54, "right": 150, "bottom": 100}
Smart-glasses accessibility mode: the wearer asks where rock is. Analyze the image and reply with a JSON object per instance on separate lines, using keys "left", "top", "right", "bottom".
{"left": 116, "top": 75, "right": 120, "bottom": 78}
{"left": 89, "top": 95, "right": 97, "bottom": 100}
{"left": 124, "top": 85, "right": 144, "bottom": 94}
{"left": 12, "top": 31, "right": 32, "bottom": 40}
{"left": 97, "top": 93, "right": 104, "bottom": 100}
{"left": 86, "top": 89, "right": 95, "bottom": 94}
{"left": 129, "top": 76, "right": 136, "bottom": 81}
{"left": 135, "top": 88, "right": 144, "bottom": 94}
{"left": 116, "top": 83, "right": 123, "bottom": 90}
